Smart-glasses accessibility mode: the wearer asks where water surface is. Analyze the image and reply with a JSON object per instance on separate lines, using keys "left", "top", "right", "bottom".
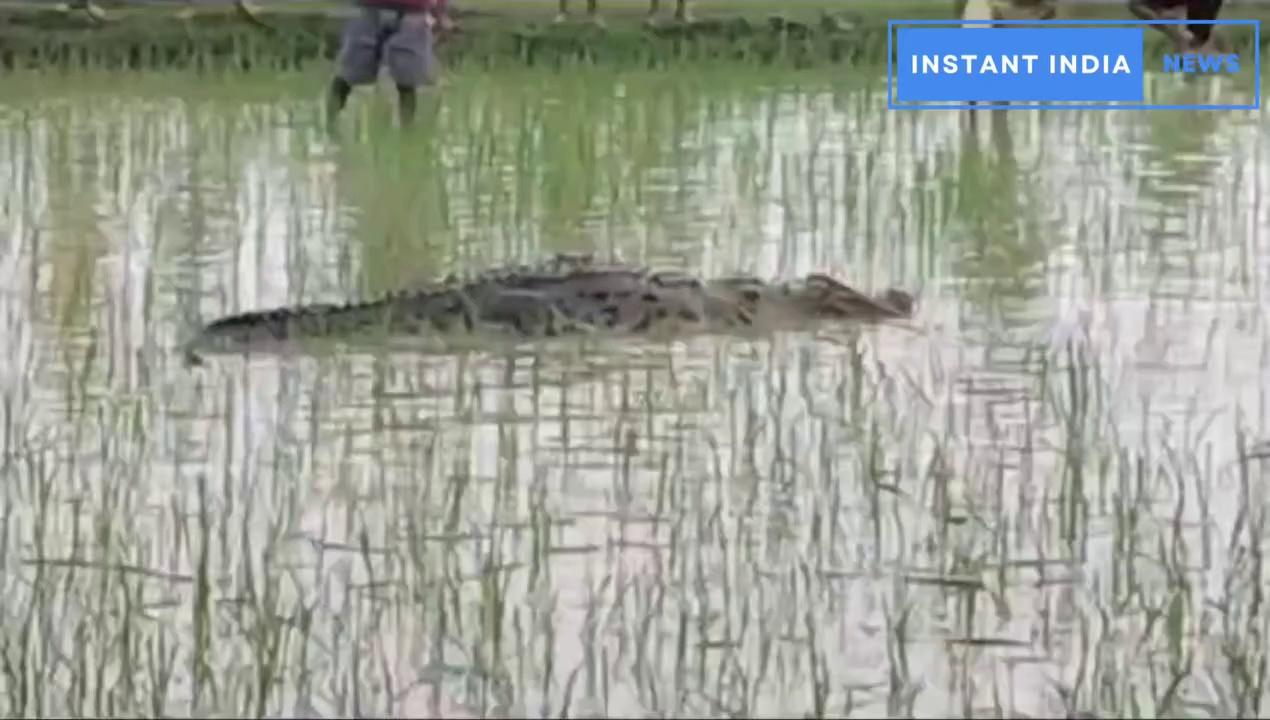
{"left": 1, "top": 65, "right": 1268, "bottom": 718}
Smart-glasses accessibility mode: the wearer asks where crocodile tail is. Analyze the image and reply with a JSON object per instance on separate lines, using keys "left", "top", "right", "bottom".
{"left": 182, "top": 289, "right": 474, "bottom": 365}
{"left": 181, "top": 301, "right": 378, "bottom": 364}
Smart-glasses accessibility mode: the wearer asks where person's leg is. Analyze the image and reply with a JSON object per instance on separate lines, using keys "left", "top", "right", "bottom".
{"left": 327, "top": 77, "right": 353, "bottom": 126}
{"left": 328, "top": 8, "right": 387, "bottom": 131}
{"left": 384, "top": 10, "right": 435, "bottom": 128}
{"left": 1186, "top": 0, "right": 1225, "bottom": 52}
{"left": 396, "top": 85, "right": 418, "bottom": 126}
{"left": 991, "top": 0, "right": 1057, "bottom": 22}
{"left": 674, "top": 0, "right": 692, "bottom": 22}
{"left": 1130, "top": 0, "right": 1192, "bottom": 51}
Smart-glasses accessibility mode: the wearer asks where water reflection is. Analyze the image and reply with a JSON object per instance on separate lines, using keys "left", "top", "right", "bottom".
{"left": 0, "top": 68, "right": 1268, "bottom": 718}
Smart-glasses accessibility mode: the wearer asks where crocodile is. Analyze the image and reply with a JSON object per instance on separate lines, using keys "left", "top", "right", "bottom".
{"left": 182, "top": 254, "right": 915, "bottom": 366}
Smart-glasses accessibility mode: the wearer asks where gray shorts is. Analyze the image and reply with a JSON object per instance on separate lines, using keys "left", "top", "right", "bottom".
{"left": 336, "top": 7, "right": 434, "bottom": 88}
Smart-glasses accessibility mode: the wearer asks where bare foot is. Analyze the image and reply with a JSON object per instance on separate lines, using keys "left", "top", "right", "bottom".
{"left": 1164, "top": 25, "right": 1191, "bottom": 51}
{"left": 1190, "top": 37, "right": 1223, "bottom": 56}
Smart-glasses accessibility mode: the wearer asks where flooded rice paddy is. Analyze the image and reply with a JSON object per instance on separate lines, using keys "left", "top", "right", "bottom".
{"left": 1, "top": 65, "right": 1268, "bottom": 718}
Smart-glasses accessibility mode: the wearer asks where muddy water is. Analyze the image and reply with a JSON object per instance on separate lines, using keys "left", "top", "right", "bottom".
{"left": 0, "top": 67, "right": 1267, "bottom": 717}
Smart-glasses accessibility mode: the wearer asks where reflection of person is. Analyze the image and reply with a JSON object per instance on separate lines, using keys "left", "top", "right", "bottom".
{"left": 1129, "top": 0, "right": 1226, "bottom": 54}
{"left": 326, "top": 0, "right": 451, "bottom": 132}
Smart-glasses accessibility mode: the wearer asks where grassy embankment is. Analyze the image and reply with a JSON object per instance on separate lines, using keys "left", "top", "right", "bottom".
{"left": 2, "top": 0, "right": 1267, "bottom": 71}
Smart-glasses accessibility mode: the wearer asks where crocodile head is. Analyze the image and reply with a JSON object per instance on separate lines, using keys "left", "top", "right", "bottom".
{"left": 878, "top": 288, "right": 916, "bottom": 317}
{"left": 696, "top": 273, "right": 916, "bottom": 332}
{"left": 790, "top": 274, "right": 916, "bottom": 320}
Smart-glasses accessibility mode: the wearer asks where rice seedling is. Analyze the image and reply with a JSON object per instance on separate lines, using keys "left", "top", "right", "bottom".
{"left": 1, "top": 56, "right": 1268, "bottom": 718}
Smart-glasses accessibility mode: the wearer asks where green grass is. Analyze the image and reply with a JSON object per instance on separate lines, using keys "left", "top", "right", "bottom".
{"left": 0, "top": 7, "right": 887, "bottom": 73}
{"left": 16, "top": 0, "right": 1270, "bottom": 22}
{"left": 5, "top": 0, "right": 1269, "bottom": 74}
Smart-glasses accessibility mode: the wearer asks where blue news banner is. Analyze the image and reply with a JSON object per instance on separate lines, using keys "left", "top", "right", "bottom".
{"left": 888, "top": 21, "right": 1260, "bottom": 110}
